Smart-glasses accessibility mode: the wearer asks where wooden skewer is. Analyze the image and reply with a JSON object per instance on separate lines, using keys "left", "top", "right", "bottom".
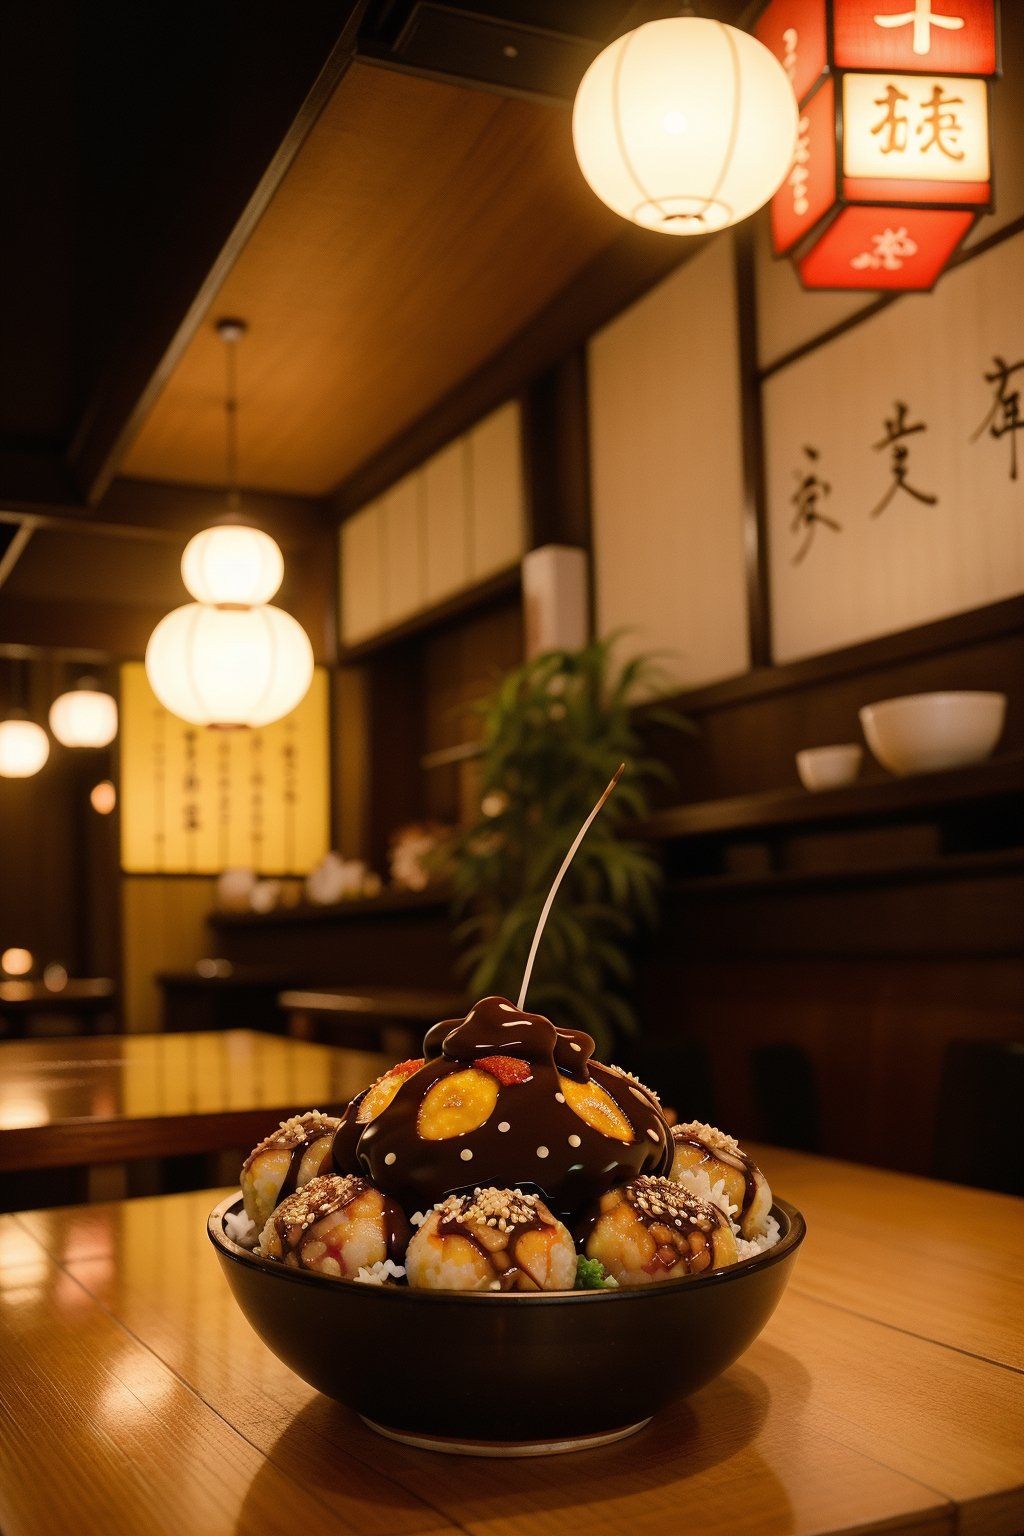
{"left": 517, "top": 762, "right": 625, "bottom": 1013}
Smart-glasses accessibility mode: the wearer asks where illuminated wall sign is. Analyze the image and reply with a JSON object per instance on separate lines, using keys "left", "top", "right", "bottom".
{"left": 119, "top": 662, "right": 330, "bottom": 876}
{"left": 754, "top": 0, "right": 999, "bottom": 290}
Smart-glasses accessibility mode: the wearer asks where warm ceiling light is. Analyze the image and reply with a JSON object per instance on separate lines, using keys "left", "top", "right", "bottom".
{"left": 572, "top": 15, "right": 798, "bottom": 236}
{"left": 1, "top": 947, "right": 33, "bottom": 976}
{"left": 49, "top": 680, "right": 118, "bottom": 748}
{"left": 180, "top": 524, "right": 285, "bottom": 606}
{"left": 0, "top": 718, "right": 50, "bottom": 777}
{"left": 90, "top": 779, "right": 117, "bottom": 814}
{"left": 146, "top": 602, "right": 313, "bottom": 728}
{"left": 143, "top": 318, "right": 314, "bottom": 729}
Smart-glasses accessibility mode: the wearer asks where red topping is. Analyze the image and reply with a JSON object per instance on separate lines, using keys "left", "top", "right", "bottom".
{"left": 386, "top": 1058, "right": 424, "bottom": 1079}
{"left": 476, "top": 1055, "right": 533, "bottom": 1085}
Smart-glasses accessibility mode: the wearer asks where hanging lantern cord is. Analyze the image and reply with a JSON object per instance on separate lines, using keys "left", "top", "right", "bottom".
{"left": 217, "top": 317, "right": 247, "bottom": 517}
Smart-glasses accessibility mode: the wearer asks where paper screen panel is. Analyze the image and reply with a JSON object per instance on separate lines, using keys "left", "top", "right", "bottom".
{"left": 120, "top": 662, "right": 330, "bottom": 875}
{"left": 764, "top": 232, "right": 1024, "bottom": 664}
{"left": 468, "top": 400, "right": 525, "bottom": 580}
{"left": 340, "top": 502, "right": 384, "bottom": 645}
{"left": 423, "top": 439, "right": 469, "bottom": 606}
{"left": 381, "top": 475, "right": 422, "bottom": 626}
{"left": 589, "top": 235, "right": 750, "bottom": 692}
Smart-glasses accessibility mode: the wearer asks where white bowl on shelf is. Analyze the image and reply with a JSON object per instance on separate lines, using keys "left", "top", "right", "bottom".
{"left": 795, "top": 743, "right": 863, "bottom": 792}
{"left": 859, "top": 691, "right": 1006, "bottom": 777}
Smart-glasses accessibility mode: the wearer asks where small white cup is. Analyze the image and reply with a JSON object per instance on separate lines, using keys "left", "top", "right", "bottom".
{"left": 796, "top": 743, "right": 863, "bottom": 792}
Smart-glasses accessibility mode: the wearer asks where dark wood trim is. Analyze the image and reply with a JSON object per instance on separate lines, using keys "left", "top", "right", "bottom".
{"left": 521, "top": 351, "right": 593, "bottom": 553}
{"left": 70, "top": 4, "right": 372, "bottom": 507}
{"left": 337, "top": 564, "right": 521, "bottom": 661}
{"left": 636, "top": 594, "right": 1024, "bottom": 718}
{"left": 734, "top": 225, "right": 772, "bottom": 668}
{"left": 96, "top": 478, "right": 334, "bottom": 548}
{"left": 0, "top": 596, "right": 170, "bottom": 659}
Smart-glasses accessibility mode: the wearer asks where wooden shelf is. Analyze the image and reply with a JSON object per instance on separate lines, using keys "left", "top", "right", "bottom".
{"left": 664, "top": 846, "right": 1024, "bottom": 901}
{"left": 635, "top": 751, "right": 1024, "bottom": 844}
{"left": 208, "top": 884, "right": 450, "bottom": 929}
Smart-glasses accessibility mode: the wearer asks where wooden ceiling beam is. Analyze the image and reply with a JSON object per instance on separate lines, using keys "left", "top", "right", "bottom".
{"left": 69, "top": 3, "right": 372, "bottom": 510}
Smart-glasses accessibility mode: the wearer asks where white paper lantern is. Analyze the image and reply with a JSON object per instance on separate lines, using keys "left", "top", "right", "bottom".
{"left": 0, "top": 718, "right": 50, "bottom": 777}
{"left": 49, "top": 687, "right": 118, "bottom": 748}
{"left": 572, "top": 17, "right": 798, "bottom": 236}
{"left": 181, "top": 524, "right": 284, "bottom": 606}
{"left": 145, "top": 602, "right": 314, "bottom": 728}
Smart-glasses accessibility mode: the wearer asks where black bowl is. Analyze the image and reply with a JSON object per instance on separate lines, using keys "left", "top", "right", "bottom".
{"left": 208, "top": 1192, "right": 806, "bottom": 1454}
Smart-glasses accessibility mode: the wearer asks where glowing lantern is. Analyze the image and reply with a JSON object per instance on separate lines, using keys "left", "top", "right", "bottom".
{"left": 0, "top": 718, "right": 50, "bottom": 777}
{"left": 573, "top": 17, "right": 798, "bottom": 236}
{"left": 49, "top": 682, "right": 118, "bottom": 748}
{"left": 142, "top": 321, "right": 315, "bottom": 729}
{"left": 754, "top": 0, "right": 999, "bottom": 289}
{"left": 146, "top": 601, "right": 313, "bottom": 729}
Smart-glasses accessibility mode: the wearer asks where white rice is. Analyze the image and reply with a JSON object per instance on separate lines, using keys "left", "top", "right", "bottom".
{"left": 674, "top": 1165, "right": 738, "bottom": 1223}
{"left": 224, "top": 1208, "right": 258, "bottom": 1249}
{"left": 736, "top": 1212, "right": 782, "bottom": 1261}
{"left": 354, "top": 1258, "right": 407, "bottom": 1285}
{"left": 674, "top": 1166, "right": 781, "bottom": 1257}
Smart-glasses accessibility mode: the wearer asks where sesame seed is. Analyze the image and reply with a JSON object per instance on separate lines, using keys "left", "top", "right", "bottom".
{"left": 554, "top": 1092, "right": 565, "bottom": 1103}
{"left": 568, "top": 1134, "right": 581, "bottom": 1148}
{"left": 460, "top": 1148, "right": 473, "bottom": 1161}
{"left": 647, "top": 1128, "right": 660, "bottom": 1142}
{"left": 384, "top": 1152, "right": 397, "bottom": 1166}
{"left": 498, "top": 1121, "right": 510, "bottom": 1133}
{"left": 536, "top": 1146, "right": 549, "bottom": 1158}
{"left": 569, "top": 1041, "right": 582, "bottom": 1052}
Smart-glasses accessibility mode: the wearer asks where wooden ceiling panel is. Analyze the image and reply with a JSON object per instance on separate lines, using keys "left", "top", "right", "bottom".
{"left": 120, "top": 60, "right": 626, "bottom": 498}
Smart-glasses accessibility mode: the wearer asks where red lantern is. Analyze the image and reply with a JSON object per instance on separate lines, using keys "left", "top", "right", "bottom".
{"left": 754, "top": 0, "right": 999, "bottom": 290}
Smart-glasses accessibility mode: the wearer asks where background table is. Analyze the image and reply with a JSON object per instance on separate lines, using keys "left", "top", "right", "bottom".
{"left": 0, "top": 1028, "right": 390, "bottom": 1174}
{"left": 0, "top": 1146, "right": 1021, "bottom": 1536}
{"left": 0, "top": 977, "right": 117, "bottom": 1038}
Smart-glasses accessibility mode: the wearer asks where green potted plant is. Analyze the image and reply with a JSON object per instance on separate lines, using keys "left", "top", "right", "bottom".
{"left": 449, "top": 635, "right": 687, "bottom": 1057}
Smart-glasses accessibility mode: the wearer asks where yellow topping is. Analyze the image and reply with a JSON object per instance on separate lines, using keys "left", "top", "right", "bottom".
{"left": 357, "top": 1070, "right": 407, "bottom": 1124}
{"left": 417, "top": 1068, "right": 500, "bottom": 1141}
{"left": 561, "top": 1076, "right": 633, "bottom": 1143}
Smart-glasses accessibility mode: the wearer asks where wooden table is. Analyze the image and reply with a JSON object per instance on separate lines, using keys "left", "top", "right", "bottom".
{"left": 0, "top": 1145, "right": 1021, "bottom": 1536}
{"left": 0, "top": 1028, "right": 391, "bottom": 1173}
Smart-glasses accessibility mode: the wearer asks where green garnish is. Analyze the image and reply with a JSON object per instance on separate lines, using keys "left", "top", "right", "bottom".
{"left": 575, "top": 1255, "right": 619, "bottom": 1291}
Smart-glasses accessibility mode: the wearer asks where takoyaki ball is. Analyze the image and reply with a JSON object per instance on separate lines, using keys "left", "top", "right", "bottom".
{"left": 406, "top": 1187, "right": 578, "bottom": 1292}
{"left": 241, "top": 1110, "right": 341, "bottom": 1230}
{"left": 669, "top": 1121, "right": 773, "bottom": 1239}
{"left": 257, "top": 1174, "right": 410, "bottom": 1278}
{"left": 584, "top": 1175, "right": 738, "bottom": 1286}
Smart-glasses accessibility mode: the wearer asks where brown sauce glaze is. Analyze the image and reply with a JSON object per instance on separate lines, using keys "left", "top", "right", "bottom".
{"left": 243, "top": 1114, "right": 339, "bottom": 1206}
{"left": 433, "top": 1189, "right": 557, "bottom": 1291}
{"left": 268, "top": 1174, "right": 410, "bottom": 1265}
{"left": 333, "top": 997, "right": 673, "bottom": 1220}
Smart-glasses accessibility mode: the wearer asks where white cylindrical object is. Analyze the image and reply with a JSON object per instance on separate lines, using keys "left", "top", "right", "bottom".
{"left": 180, "top": 524, "right": 284, "bottom": 606}
{"left": 49, "top": 688, "right": 118, "bottom": 748}
{"left": 145, "top": 602, "right": 314, "bottom": 727}
{"left": 573, "top": 17, "right": 798, "bottom": 235}
{"left": 522, "top": 545, "right": 590, "bottom": 659}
